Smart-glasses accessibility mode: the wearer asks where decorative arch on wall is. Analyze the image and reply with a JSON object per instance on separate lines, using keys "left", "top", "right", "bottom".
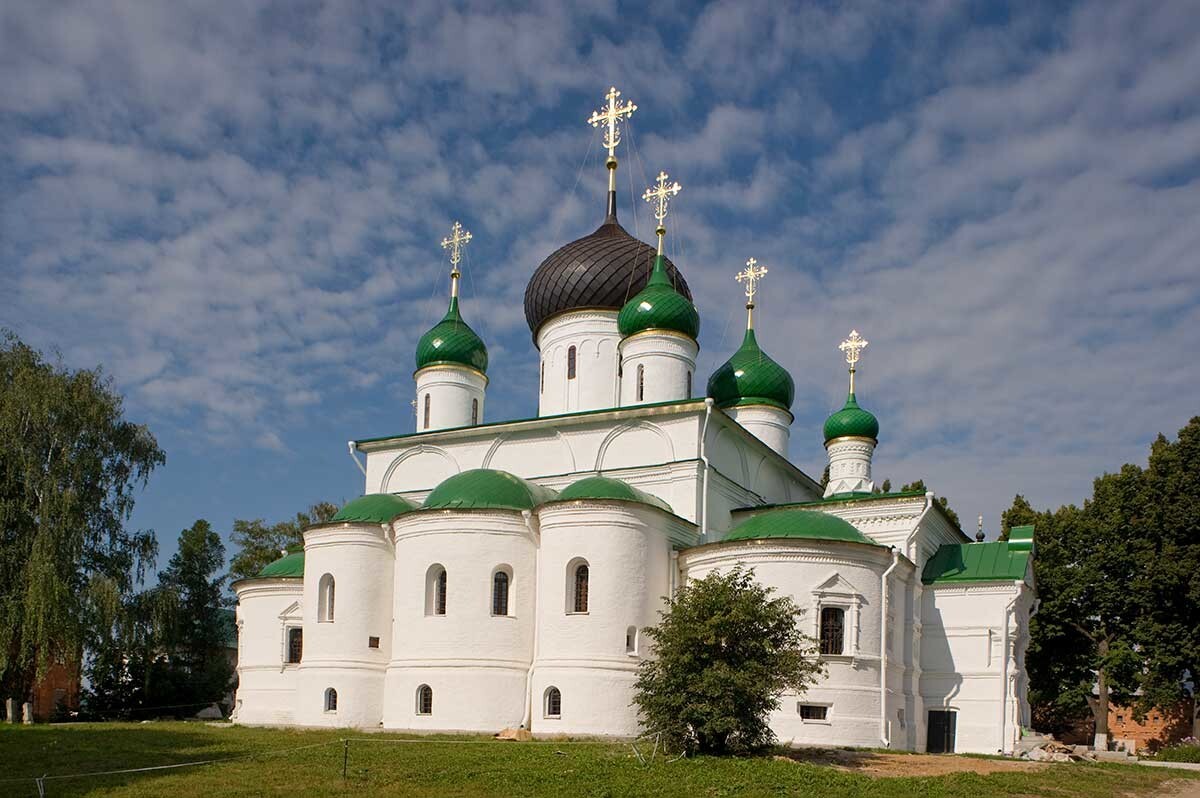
{"left": 381, "top": 445, "right": 460, "bottom": 494}
{"left": 750, "top": 457, "right": 791, "bottom": 504}
{"left": 483, "top": 430, "right": 577, "bottom": 475}
{"left": 710, "top": 426, "right": 749, "bottom": 485}
{"left": 594, "top": 420, "right": 674, "bottom": 471}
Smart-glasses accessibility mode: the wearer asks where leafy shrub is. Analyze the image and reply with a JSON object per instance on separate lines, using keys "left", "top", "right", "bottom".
{"left": 1157, "top": 737, "right": 1200, "bottom": 763}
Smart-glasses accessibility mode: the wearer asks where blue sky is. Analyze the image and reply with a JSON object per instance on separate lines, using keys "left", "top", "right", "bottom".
{"left": 2, "top": 0, "right": 1199, "bottom": 572}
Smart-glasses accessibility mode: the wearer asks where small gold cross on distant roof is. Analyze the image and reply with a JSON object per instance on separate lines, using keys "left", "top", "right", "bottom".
{"left": 643, "top": 171, "right": 682, "bottom": 225}
{"left": 839, "top": 330, "right": 868, "bottom": 392}
{"left": 587, "top": 86, "right": 637, "bottom": 157}
{"left": 736, "top": 258, "right": 768, "bottom": 305}
{"left": 440, "top": 221, "right": 472, "bottom": 269}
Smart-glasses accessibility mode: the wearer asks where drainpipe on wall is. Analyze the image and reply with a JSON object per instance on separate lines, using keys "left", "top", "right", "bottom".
{"left": 347, "top": 441, "right": 367, "bottom": 478}
{"left": 699, "top": 398, "right": 715, "bottom": 543}
{"left": 520, "top": 510, "right": 541, "bottom": 730}
{"left": 880, "top": 546, "right": 900, "bottom": 747}
{"left": 999, "top": 585, "right": 1020, "bottom": 754}
{"left": 904, "top": 492, "right": 936, "bottom": 563}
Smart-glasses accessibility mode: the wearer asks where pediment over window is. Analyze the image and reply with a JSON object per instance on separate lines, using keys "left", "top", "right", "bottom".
{"left": 278, "top": 601, "right": 302, "bottom": 622}
{"left": 812, "top": 572, "right": 864, "bottom": 602}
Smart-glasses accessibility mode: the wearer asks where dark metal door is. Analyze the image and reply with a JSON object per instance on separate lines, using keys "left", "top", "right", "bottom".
{"left": 927, "top": 710, "right": 956, "bottom": 753}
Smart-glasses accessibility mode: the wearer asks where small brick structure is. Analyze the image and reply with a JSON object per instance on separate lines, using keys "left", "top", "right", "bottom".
{"left": 1108, "top": 701, "right": 1194, "bottom": 754}
{"left": 30, "top": 659, "right": 81, "bottom": 722}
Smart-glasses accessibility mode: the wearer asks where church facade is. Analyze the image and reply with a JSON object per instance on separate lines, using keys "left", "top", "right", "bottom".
{"left": 232, "top": 88, "right": 1037, "bottom": 755}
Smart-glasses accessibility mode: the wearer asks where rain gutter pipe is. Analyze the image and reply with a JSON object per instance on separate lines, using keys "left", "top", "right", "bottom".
{"left": 521, "top": 510, "right": 541, "bottom": 730}
{"left": 880, "top": 546, "right": 901, "bottom": 747}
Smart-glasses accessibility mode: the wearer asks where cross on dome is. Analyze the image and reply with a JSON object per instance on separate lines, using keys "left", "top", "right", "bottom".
{"left": 736, "top": 258, "right": 768, "bottom": 329}
{"left": 440, "top": 221, "right": 472, "bottom": 298}
{"left": 587, "top": 86, "right": 637, "bottom": 157}
{"left": 838, "top": 329, "right": 869, "bottom": 392}
{"left": 643, "top": 171, "right": 681, "bottom": 254}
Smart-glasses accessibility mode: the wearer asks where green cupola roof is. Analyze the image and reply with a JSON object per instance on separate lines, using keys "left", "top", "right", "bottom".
{"left": 557, "top": 476, "right": 673, "bottom": 512}
{"left": 331, "top": 493, "right": 419, "bottom": 523}
{"left": 415, "top": 296, "right": 488, "bottom": 374}
{"left": 706, "top": 328, "right": 795, "bottom": 411}
{"left": 617, "top": 254, "right": 700, "bottom": 340}
{"left": 823, "top": 392, "right": 880, "bottom": 443}
{"left": 724, "top": 509, "right": 878, "bottom": 546}
{"left": 423, "top": 469, "right": 558, "bottom": 511}
{"left": 256, "top": 548, "right": 305, "bottom": 578}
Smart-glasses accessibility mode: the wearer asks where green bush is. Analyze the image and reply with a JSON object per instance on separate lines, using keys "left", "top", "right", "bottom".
{"left": 1156, "top": 737, "right": 1200, "bottom": 763}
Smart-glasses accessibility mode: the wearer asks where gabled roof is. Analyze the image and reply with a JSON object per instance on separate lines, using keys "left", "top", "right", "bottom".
{"left": 922, "top": 525, "right": 1035, "bottom": 584}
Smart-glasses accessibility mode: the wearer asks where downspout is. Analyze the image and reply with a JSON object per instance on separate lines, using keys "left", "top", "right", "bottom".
{"left": 521, "top": 510, "right": 541, "bottom": 730}
{"left": 880, "top": 546, "right": 901, "bottom": 747}
{"left": 347, "top": 441, "right": 367, "bottom": 478}
{"left": 999, "top": 585, "right": 1019, "bottom": 754}
{"left": 699, "top": 398, "right": 715, "bottom": 543}
{"left": 904, "top": 491, "right": 936, "bottom": 563}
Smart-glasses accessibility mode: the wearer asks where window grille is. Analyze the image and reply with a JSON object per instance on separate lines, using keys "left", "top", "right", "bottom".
{"left": 492, "top": 570, "right": 510, "bottom": 616}
{"left": 573, "top": 564, "right": 589, "bottom": 613}
{"left": 800, "top": 704, "right": 828, "bottom": 721}
{"left": 286, "top": 627, "right": 303, "bottom": 663}
{"left": 416, "top": 685, "right": 433, "bottom": 715}
{"left": 545, "top": 687, "right": 562, "bottom": 718}
{"left": 324, "top": 688, "right": 337, "bottom": 712}
{"left": 435, "top": 569, "right": 447, "bottom": 615}
{"left": 819, "top": 607, "right": 845, "bottom": 655}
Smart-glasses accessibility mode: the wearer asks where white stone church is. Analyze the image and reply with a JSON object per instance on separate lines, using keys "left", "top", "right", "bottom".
{"left": 232, "top": 88, "right": 1037, "bottom": 755}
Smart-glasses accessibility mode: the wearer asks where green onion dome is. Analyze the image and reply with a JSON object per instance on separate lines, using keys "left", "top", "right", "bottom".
{"left": 331, "top": 493, "right": 419, "bottom": 523}
{"left": 423, "top": 469, "right": 559, "bottom": 511}
{"left": 415, "top": 297, "right": 488, "bottom": 374}
{"left": 617, "top": 254, "right": 700, "bottom": 340}
{"left": 724, "top": 509, "right": 878, "bottom": 546}
{"left": 706, "top": 328, "right": 795, "bottom": 411}
{"left": 822, "top": 392, "right": 879, "bottom": 443}
{"left": 557, "top": 476, "right": 672, "bottom": 512}
{"left": 257, "top": 548, "right": 305, "bottom": 578}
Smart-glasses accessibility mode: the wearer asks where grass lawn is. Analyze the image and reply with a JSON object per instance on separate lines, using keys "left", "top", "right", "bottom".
{"left": 0, "top": 722, "right": 1197, "bottom": 798}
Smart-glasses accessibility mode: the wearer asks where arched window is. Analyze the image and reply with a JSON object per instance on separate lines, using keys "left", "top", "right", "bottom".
{"left": 819, "top": 606, "right": 845, "bottom": 655}
{"left": 636, "top": 364, "right": 645, "bottom": 401}
{"left": 423, "top": 393, "right": 431, "bottom": 430}
{"left": 571, "top": 562, "right": 589, "bottom": 614}
{"left": 567, "top": 346, "right": 577, "bottom": 380}
{"left": 324, "top": 688, "right": 337, "bottom": 712}
{"left": 492, "top": 569, "right": 510, "bottom": 616}
{"left": 471, "top": 398, "right": 479, "bottom": 425}
{"left": 416, "top": 684, "right": 433, "bottom": 715}
{"left": 544, "top": 686, "right": 562, "bottom": 718}
{"left": 318, "top": 574, "right": 335, "bottom": 622}
{"left": 625, "top": 626, "right": 638, "bottom": 655}
{"left": 425, "top": 565, "right": 448, "bottom": 616}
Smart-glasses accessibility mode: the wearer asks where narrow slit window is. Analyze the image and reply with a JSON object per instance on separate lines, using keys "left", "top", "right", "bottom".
{"left": 471, "top": 398, "right": 479, "bottom": 425}
{"left": 492, "top": 570, "right": 510, "bottom": 616}
{"left": 573, "top": 563, "right": 589, "bottom": 613}
{"left": 423, "top": 394, "right": 431, "bottom": 430}
{"left": 435, "top": 569, "right": 447, "bottom": 616}
{"left": 318, "top": 574, "right": 335, "bottom": 622}
{"left": 567, "top": 346, "right": 577, "bottom": 380}
{"left": 286, "top": 627, "right": 303, "bottom": 664}
{"left": 636, "top": 364, "right": 645, "bottom": 401}
{"left": 625, "top": 626, "right": 637, "bottom": 655}
{"left": 686, "top": 370, "right": 692, "bottom": 397}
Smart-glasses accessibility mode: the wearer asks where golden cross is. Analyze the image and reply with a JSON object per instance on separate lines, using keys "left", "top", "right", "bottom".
{"left": 839, "top": 329, "right": 869, "bottom": 392}
{"left": 642, "top": 171, "right": 682, "bottom": 225}
{"left": 440, "top": 221, "right": 472, "bottom": 269}
{"left": 736, "top": 258, "right": 768, "bottom": 305}
{"left": 587, "top": 86, "right": 637, "bottom": 157}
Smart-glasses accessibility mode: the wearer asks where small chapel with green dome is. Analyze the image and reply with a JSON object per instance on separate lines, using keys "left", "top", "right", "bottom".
{"left": 232, "top": 87, "right": 1038, "bottom": 757}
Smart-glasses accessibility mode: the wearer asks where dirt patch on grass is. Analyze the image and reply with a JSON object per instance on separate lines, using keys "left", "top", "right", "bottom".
{"left": 1154, "top": 780, "right": 1200, "bottom": 798}
{"left": 777, "top": 747, "right": 1049, "bottom": 777}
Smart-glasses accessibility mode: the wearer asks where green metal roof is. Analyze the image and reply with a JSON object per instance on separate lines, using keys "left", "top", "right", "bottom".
{"left": 921, "top": 526, "right": 1035, "bottom": 584}
{"left": 415, "top": 296, "right": 488, "bottom": 374}
{"left": 617, "top": 254, "right": 700, "bottom": 339}
{"left": 736, "top": 490, "right": 926, "bottom": 513}
{"left": 257, "top": 549, "right": 305, "bottom": 578}
{"left": 823, "top": 392, "right": 879, "bottom": 442}
{"left": 706, "top": 328, "right": 795, "bottom": 411}
{"left": 331, "top": 493, "right": 418, "bottom": 523}
{"left": 556, "top": 476, "right": 673, "bottom": 512}
{"left": 724, "top": 509, "right": 879, "bottom": 546}
{"left": 422, "top": 469, "right": 559, "bottom": 511}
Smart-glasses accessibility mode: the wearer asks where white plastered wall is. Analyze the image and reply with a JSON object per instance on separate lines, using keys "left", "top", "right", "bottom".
{"left": 232, "top": 578, "right": 303, "bottom": 726}
{"left": 531, "top": 502, "right": 673, "bottom": 736}
{"left": 725, "top": 405, "right": 792, "bottom": 457}
{"left": 294, "top": 523, "right": 394, "bottom": 728}
{"left": 383, "top": 510, "right": 536, "bottom": 732}
{"left": 536, "top": 311, "right": 621, "bottom": 416}
{"left": 823, "top": 436, "right": 876, "bottom": 497}
{"left": 414, "top": 365, "right": 486, "bottom": 432}
{"left": 681, "top": 540, "right": 913, "bottom": 749}
{"left": 618, "top": 330, "right": 697, "bottom": 406}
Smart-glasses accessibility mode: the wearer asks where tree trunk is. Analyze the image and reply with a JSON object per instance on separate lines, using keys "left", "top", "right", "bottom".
{"left": 1193, "top": 693, "right": 1199, "bottom": 740}
{"left": 1090, "top": 639, "right": 1110, "bottom": 750}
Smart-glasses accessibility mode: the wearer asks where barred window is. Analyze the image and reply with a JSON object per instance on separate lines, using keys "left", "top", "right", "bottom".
{"left": 416, "top": 684, "right": 433, "bottom": 715}
{"left": 492, "top": 570, "right": 510, "bottom": 616}
{"left": 324, "top": 688, "right": 337, "bottom": 712}
{"left": 819, "top": 607, "right": 845, "bottom": 655}
{"left": 573, "top": 563, "right": 589, "bottom": 613}
{"left": 544, "top": 686, "right": 562, "bottom": 718}
{"left": 800, "top": 704, "right": 828, "bottom": 721}
{"left": 435, "top": 568, "right": 447, "bottom": 616}
{"left": 286, "top": 627, "right": 303, "bottom": 663}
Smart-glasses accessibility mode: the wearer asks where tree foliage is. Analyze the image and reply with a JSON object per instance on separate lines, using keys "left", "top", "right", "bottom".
{"left": 634, "top": 567, "right": 824, "bottom": 755}
{"left": 1005, "top": 417, "right": 1200, "bottom": 740}
{"left": 228, "top": 502, "right": 337, "bottom": 581}
{"left": 0, "top": 332, "right": 164, "bottom": 704}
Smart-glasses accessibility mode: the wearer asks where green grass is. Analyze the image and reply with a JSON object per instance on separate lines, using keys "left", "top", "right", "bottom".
{"left": 0, "top": 722, "right": 1196, "bottom": 797}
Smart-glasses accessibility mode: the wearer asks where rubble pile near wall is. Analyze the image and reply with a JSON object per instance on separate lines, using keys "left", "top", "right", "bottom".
{"left": 1020, "top": 740, "right": 1098, "bottom": 762}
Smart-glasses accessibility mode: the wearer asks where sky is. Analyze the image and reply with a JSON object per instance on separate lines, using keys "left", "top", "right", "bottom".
{"left": 2, "top": 0, "right": 1199, "bottom": 572}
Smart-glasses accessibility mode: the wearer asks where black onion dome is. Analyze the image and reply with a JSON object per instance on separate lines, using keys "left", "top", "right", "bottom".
{"left": 524, "top": 191, "right": 691, "bottom": 338}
